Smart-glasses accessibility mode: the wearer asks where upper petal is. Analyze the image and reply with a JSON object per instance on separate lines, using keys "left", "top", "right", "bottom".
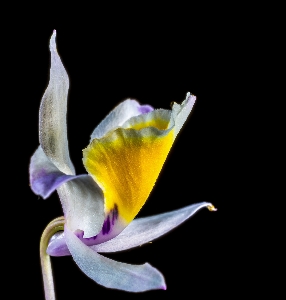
{"left": 39, "top": 30, "right": 75, "bottom": 175}
{"left": 83, "top": 109, "right": 175, "bottom": 240}
{"left": 83, "top": 94, "right": 196, "bottom": 240}
{"left": 90, "top": 99, "right": 153, "bottom": 141}
{"left": 65, "top": 225, "right": 166, "bottom": 292}
{"left": 92, "top": 202, "right": 213, "bottom": 253}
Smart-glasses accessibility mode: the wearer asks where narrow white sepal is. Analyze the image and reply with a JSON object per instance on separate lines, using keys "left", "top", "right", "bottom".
{"left": 92, "top": 202, "right": 213, "bottom": 253}
{"left": 39, "top": 30, "right": 75, "bottom": 175}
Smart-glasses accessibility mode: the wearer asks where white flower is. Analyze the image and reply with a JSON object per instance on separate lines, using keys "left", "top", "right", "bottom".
{"left": 30, "top": 30, "right": 216, "bottom": 292}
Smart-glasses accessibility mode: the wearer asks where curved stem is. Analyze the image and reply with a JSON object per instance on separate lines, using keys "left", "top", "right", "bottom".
{"left": 40, "top": 217, "right": 65, "bottom": 300}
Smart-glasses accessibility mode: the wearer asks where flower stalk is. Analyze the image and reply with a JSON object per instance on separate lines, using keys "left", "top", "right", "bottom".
{"left": 40, "top": 217, "right": 65, "bottom": 300}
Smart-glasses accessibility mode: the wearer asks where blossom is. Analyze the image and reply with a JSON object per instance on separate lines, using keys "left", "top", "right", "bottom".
{"left": 29, "top": 31, "right": 216, "bottom": 293}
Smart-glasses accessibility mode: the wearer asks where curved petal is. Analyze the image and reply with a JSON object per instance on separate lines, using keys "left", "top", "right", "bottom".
{"left": 65, "top": 225, "right": 166, "bottom": 292}
{"left": 47, "top": 202, "right": 216, "bottom": 256}
{"left": 29, "top": 146, "right": 104, "bottom": 238}
{"left": 83, "top": 109, "right": 175, "bottom": 240}
{"left": 83, "top": 95, "right": 196, "bottom": 241}
{"left": 39, "top": 30, "right": 75, "bottom": 175}
{"left": 57, "top": 175, "right": 105, "bottom": 238}
{"left": 92, "top": 202, "right": 213, "bottom": 253}
{"left": 29, "top": 146, "right": 78, "bottom": 198}
{"left": 90, "top": 99, "right": 154, "bottom": 141}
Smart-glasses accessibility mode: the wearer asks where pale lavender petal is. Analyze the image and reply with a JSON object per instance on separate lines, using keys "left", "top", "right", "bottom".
{"left": 30, "top": 147, "right": 78, "bottom": 198}
{"left": 92, "top": 202, "right": 213, "bottom": 253}
{"left": 47, "top": 231, "right": 70, "bottom": 256}
{"left": 39, "top": 30, "right": 75, "bottom": 175}
{"left": 47, "top": 202, "right": 213, "bottom": 257}
{"left": 138, "top": 104, "right": 154, "bottom": 114}
{"left": 90, "top": 99, "right": 154, "bottom": 141}
{"left": 65, "top": 225, "right": 166, "bottom": 292}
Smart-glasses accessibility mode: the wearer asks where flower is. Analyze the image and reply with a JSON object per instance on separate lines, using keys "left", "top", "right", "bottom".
{"left": 29, "top": 31, "right": 216, "bottom": 293}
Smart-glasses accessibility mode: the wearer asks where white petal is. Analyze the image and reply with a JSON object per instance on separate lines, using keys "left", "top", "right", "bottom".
{"left": 92, "top": 202, "right": 212, "bottom": 253}
{"left": 90, "top": 99, "right": 153, "bottom": 140}
{"left": 39, "top": 30, "right": 75, "bottom": 175}
{"left": 57, "top": 175, "right": 105, "bottom": 238}
{"left": 172, "top": 92, "right": 196, "bottom": 138}
{"left": 65, "top": 225, "right": 166, "bottom": 292}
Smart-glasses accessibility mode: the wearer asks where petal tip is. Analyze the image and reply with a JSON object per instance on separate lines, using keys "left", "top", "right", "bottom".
{"left": 50, "top": 30, "right": 57, "bottom": 52}
{"left": 186, "top": 92, "right": 196, "bottom": 105}
{"left": 207, "top": 204, "right": 217, "bottom": 211}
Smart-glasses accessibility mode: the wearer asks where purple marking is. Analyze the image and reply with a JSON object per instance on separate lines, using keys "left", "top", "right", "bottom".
{"left": 48, "top": 204, "right": 122, "bottom": 256}
{"left": 138, "top": 104, "right": 154, "bottom": 114}
{"left": 112, "top": 204, "right": 119, "bottom": 225}
{"left": 102, "top": 216, "right": 111, "bottom": 235}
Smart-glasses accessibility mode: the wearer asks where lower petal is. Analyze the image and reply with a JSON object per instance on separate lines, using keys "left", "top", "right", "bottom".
{"left": 92, "top": 202, "right": 213, "bottom": 253}
{"left": 46, "top": 202, "right": 215, "bottom": 256}
{"left": 65, "top": 225, "right": 166, "bottom": 292}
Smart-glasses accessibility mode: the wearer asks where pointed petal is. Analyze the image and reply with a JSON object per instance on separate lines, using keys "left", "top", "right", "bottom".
{"left": 29, "top": 146, "right": 78, "bottom": 198}
{"left": 57, "top": 175, "right": 105, "bottom": 238}
{"left": 65, "top": 225, "right": 166, "bottom": 292}
{"left": 39, "top": 30, "right": 75, "bottom": 175}
{"left": 90, "top": 99, "right": 153, "bottom": 141}
{"left": 92, "top": 202, "right": 212, "bottom": 253}
{"left": 172, "top": 92, "right": 196, "bottom": 138}
{"left": 83, "top": 109, "right": 175, "bottom": 237}
{"left": 47, "top": 202, "right": 215, "bottom": 256}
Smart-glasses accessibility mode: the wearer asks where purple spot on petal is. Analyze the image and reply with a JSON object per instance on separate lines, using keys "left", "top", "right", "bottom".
{"left": 112, "top": 204, "right": 119, "bottom": 225}
{"left": 138, "top": 105, "right": 154, "bottom": 114}
{"left": 102, "top": 216, "right": 111, "bottom": 235}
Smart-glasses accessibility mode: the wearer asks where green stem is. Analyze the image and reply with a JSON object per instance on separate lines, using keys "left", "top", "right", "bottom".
{"left": 40, "top": 217, "right": 65, "bottom": 300}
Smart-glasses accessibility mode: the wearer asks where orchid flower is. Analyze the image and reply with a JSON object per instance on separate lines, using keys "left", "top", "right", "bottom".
{"left": 30, "top": 31, "right": 216, "bottom": 298}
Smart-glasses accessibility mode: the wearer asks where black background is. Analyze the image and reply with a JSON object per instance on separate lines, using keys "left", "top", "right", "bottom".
{"left": 8, "top": 13, "right": 246, "bottom": 299}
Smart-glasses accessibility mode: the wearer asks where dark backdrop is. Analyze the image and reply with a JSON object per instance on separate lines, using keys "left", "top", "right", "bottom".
{"left": 10, "top": 18, "right": 241, "bottom": 299}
